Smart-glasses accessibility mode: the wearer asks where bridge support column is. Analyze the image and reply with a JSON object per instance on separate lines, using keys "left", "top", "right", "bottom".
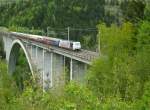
{"left": 52, "top": 53, "right": 64, "bottom": 87}
{"left": 63, "top": 56, "right": 65, "bottom": 74}
{"left": 70, "top": 58, "right": 73, "bottom": 80}
{"left": 43, "top": 51, "right": 53, "bottom": 90}
{"left": 72, "top": 60, "right": 88, "bottom": 83}
{"left": 31, "top": 45, "right": 36, "bottom": 63}
{"left": 3, "top": 36, "right": 13, "bottom": 62}
{"left": 36, "top": 47, "right": 44, "bottom": 85}
{"left": 26, "top": 44, "right": 32, "bottom": 57}
{"left": 30, "top": 45, "right": 33, "bottom": 56}
{"left": 50, "top": 53, "right": 53, "bottom": 87}
{"left": 36, "top": 46, "right": 38, "bottom": 60}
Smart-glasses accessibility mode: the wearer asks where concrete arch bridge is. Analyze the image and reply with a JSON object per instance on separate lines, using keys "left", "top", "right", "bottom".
{"left": 0, "top": 31, "right": 99, "bottom": 89}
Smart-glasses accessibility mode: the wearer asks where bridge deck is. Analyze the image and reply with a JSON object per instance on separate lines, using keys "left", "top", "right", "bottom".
{"left": 27, "top": 40, "right": 99, "bottom": 64}
{"left": 2, "top": 32, "right": 99, "bottom": 64}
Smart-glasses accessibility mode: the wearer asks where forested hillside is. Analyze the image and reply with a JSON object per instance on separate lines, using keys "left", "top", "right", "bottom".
{"left": 0, "top": 0, "right": 150, "bottom": 109}
{"left": 0, "top": 0, "right": 147, "bottom": 28}
{"left": 0, "top": 0, "right": 147, "bottom": 51}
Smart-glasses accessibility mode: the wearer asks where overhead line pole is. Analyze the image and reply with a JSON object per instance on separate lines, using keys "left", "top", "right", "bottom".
{"left": 67, "top": 27, "right": 70, "bottom": 41}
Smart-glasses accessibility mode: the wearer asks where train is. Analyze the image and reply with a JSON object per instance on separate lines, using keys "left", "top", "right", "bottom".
{"left": 10, "top": 32, "right": 81, "bottom": 50}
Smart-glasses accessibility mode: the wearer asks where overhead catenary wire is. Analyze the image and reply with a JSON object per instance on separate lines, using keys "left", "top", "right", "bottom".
{"left": 47, "top": 27, "right": 98, "bottom": 32}
{"left": 69, "top": 28, "right": 98, "bottom": 31}
{"left": 46, "top": 27, "right": 98, "bottom": 40}
{"left": 47, "top": 27, "right": 98, "bottom": 38}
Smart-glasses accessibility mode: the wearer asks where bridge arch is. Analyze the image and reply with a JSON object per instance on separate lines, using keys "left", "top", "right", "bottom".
{"left": 8, "top": 39, "right": 34, "bottom": 77}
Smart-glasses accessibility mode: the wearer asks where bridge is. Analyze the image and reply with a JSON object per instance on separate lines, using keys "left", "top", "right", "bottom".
{"left": 0, "top": 31, "right": 99, "bottom": 89}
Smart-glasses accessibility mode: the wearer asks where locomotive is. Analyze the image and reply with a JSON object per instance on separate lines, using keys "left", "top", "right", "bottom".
{"left": 11, "top": 32, "right": 81, "bottom": 50}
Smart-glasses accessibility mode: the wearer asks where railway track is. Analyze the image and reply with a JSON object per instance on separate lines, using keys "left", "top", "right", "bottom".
{"left": 28, "top": 40, "right": 99, "bottom": 63}
{"left": 42, "top": 43, "right": 99, "bottom": 62}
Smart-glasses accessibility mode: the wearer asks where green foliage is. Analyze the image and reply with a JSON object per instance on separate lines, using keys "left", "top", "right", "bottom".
{"left": 0, "top": 60, "right": 19, "bottom": 110}
{"left": 0, "top": 27, "right": 7, "bottom": 59}
{"left": 0, "top": 0, "right": 104, "bottom": 31}
{"left": 0, "top": 0, "right": 149, "bottom": 51}
{"left": 9, "top": 26, "right": 45, "bottom": 35}
{"left": 0, "top": 37, "right": 4, "bottom": 55}
{"left": 63, "top": 82, "right": 100, "bottom": 110}
{"left": 0, "top": 1, "right": 150, "bottom": 109}
{"left": 120, "top": 0, "right": 146, "bottom": 23}
{"left": 87, "top": 21, "right": 150, "bottom": 107}
{"left": 99, "top": 22, "right": 135, "bottom": 56}
{"left": 0, "top": 21, "right": 150, "bottom": 109}
{"left": 0, "top": 64, "right": 100, "bottom": 110}
{"left": 144, "top": 3, "right": 150, "bottom": 21}
{"left": 13, "top": 49, "right": 31, "bottom": 91}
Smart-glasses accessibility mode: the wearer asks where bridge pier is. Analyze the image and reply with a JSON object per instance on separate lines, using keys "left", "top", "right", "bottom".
{"left": 31, "top": 45, "right": 36, "bottom": 60}
{"left": 72, "top": 60, "right": 88, "bottom": 83}
{"left": 43, "top": 54, "right": 88, "bottom": 89}
{"left": 70, "top": 58, "right": 73, "bottom": 80}
{"left": 3, "top": 35, "right": 13, "bottom": 62}
{"left": 43, "top": 51, "right": 53, "bottom": 90}
{"left": 52, "top": 53, "right": 65, "bottom": 87}
{"left": 35, "top": 47, "right": 44, "bottom": 85}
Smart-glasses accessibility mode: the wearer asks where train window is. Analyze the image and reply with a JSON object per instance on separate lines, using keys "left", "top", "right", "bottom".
{"left": 74, "top": 42, "right": 80, "bottom": 46}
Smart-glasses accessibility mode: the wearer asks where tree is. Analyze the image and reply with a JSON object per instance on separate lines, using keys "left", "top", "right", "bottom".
{"left": 144, "top": 3, "right": 150, "bottom": 21}
{"left": 120, "top": 0, "right": 146, "bottom": 23}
